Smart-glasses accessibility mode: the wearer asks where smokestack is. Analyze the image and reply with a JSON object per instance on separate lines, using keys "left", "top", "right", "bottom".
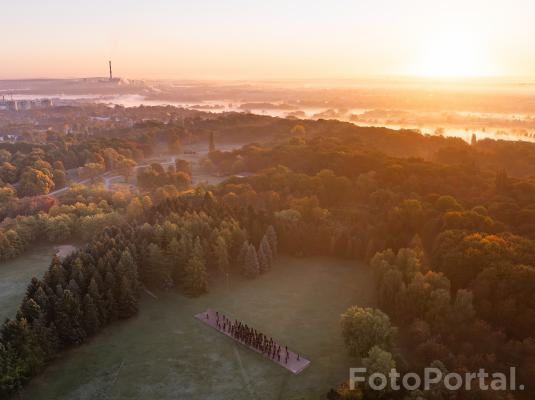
{"left": 109, "top": 60, "right": 112, "bottom": 81}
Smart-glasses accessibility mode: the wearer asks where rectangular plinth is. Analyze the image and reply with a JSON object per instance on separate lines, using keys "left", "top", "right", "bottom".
{"left": 195, "top": 309, "right": 310, "bottom": 374}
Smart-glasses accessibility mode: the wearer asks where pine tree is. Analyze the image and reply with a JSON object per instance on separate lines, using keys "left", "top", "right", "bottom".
{"left": 82, "top": 294, "right": 101, "bottom": 335}
{"left": 258, "top": 236, "right": 273, "bottom": 273}
{"left": 104, "top": 288, "right": 118, "bottom": 323}
{"left": 0, "top": 318, "right": 46, "bottom": 388}
{"left": 167, "top": 238, "right": 184, "bottom": 285}
{"left": 32, "top": 315, "right": 59, "bottom": 360}
{"left": 265, "top": 225, "right": 278, "bottom": 257}
{"left": 70, "top": 258, "right": 86, "bottom": 289}
{"left": 24, "top": 277, "right": 41, "bottom": 300}
{"left": 117, "top": 276, "right": 138, "bottom": 318}
{"left": 116, "top": 249, "right": 139, "bottom": 292}
{"left": 177, "top": 233, "right": 192, "bottom": 265}
{"left": 67, "top": 279, "right": 80, "bottom": 299}
{"left": 183, "top": 237, "right": 208, "bottom": 296}
{"left": 146, "top": 243, "right": 173, "bottom": 289}
{"left": 237, "top": 241, "right": 249, "bottom": 268}
{"left": 45, "top": 256, "right": 66, "bottom": 288}
{"left": 242, "top": 244, "right": 260, "bottom": 278}
{"left": 103, "top": 271, "right": 116, "bottom": 294}
{"left": 54, "top": 289, "right": 86, "bottom": 345}
{"left": 212, "top": 235, "right": 230, "bottom": 274}
{"left": 88, "top": 277, "right": 106, "bottom": 323}
{"left": 19, "top": 298, "right": 41, "bottom": 324}
{"left": 33, "top": 286, "right": 49, "bottom": 312}
{"left": 230, "top": 225, "right": 247, "bottom": 261}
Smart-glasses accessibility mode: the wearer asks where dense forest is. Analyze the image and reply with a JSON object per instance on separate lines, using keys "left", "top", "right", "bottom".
{"left": 1, "top": 108, "right": 534, "bottom": 399}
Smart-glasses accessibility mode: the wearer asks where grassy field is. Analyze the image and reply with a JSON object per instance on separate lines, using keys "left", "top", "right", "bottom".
{"left": 20, "top": 256, "right": 376, "bottom": 400}
{"left": 0, "top": 244, "right": 56, "bottom": 322}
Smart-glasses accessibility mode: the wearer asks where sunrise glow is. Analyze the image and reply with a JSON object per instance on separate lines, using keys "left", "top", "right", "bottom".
{"left": 412, "top": 31, "right": 495, "bottom": 78}
{"left": 0, "top": 0, "right": 533, "bottom": 80}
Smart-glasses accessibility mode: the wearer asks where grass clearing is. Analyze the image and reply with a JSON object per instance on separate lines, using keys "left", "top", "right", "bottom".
{"left": 20, "top": 256, "right": 376, "bottom": 400}
{"left": 0, "top": 244, "right": 56, "bottom": 322}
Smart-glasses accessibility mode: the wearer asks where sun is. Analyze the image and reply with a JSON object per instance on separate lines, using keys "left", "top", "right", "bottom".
{"left": 412, "top": 31, "right": 493, "bottom": 78}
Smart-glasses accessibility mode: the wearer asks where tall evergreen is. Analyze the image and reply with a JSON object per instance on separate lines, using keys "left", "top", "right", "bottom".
{"left": 104, "top": 288, "right": 118, "bottom": 323}
{"left": 265, "top": 225, "right": 278, "bottom": 257}
{"left": 54, "top": 289, "right": 86, "bottom": 345}
{"left": 166, "top": 237, "right": 184, "bottom": 285}
{"left": 183, "top": 237, "right": 208, "bottom": 296}
{"left": 258, "top": 236, "right": 273, "bottom": 273}
{"left": 212, "top": 235, "right": 230, "bottom": 274}
{"left": 82, "top": 294, "right": 101, "bottom": 335}
{"left": 117, "top": 276, "right": 138, "bottom": 318}
{"left": 45, "top": 255, "right": 66, "bottom": 289}
{"left": 116, "top": 249, "right": 139, "bottom": 293}
{"left": 242, "top": 244, "right": 260, "bottom": 278}
{"left": 237, "top": 241, "right": 249, "bottom": 268}
{"left": 145, "top": 243, "right": 173, "bottom": 289}
{"left": 19, "top": 298, "right": 41, "bottom": 324}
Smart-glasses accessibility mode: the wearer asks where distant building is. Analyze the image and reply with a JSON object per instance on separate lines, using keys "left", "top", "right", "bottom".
{"left": 0, "top": 97, "right": 53, "bottom": 112}
{"left": 0, "top": 99, "right": 18, "bottom": 111}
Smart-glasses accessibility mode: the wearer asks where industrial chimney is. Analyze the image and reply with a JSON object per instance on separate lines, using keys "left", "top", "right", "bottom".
{"left": 109, "top": 60, "right": 113, "bottom": 81}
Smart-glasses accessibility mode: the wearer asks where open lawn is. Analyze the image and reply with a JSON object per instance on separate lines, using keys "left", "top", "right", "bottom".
{"left": 20, "top": 256, "right": 376, "bottom": 400}
{"left": 0, "top": 245, "right": 56, "bottom": 322}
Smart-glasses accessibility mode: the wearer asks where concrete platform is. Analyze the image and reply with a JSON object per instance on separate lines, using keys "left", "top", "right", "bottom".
{"left": 195, "top": 309, "right": 310, "bottom": 374}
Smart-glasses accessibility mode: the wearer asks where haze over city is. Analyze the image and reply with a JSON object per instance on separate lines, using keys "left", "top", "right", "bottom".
{"left": 2, "top": 0, "right": 535, "bottom": 80}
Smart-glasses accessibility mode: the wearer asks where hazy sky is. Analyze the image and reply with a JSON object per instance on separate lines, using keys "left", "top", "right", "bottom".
{"left": 1, "top": 0, "right": 534, "bottom": 80}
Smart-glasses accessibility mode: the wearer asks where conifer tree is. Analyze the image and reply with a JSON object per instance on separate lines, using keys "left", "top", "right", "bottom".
{"left": 0, "top": 318, "right": 45, "bottom": 389}
{"left": 242, "top": 244, "right": 260, "bottom": 278}
{"left": 82, "top": 294, "right": 101, "bottom": 335}
{"left": 55, "top": 289, "right": 86, "bottom": 345}
{"left": 258, "top": 236, "right": 273, "bottom": 273}
{"left": 238, "top": 241, "right": 249, "bottom": 268}
{"left": 178, "top": 233, "right": 193, "bottom": 265}
{"left": 87, "top": 277, "right": 106, "bottom": 322}
{"left": 19, "top": 298, "right": 41, "bottom": 324}
{"left": 117, "top": 249, "right": 139, "bottom": 292}
{"left": 166, "top": 237, "right": 185, "bottom": 285}
{"left": 67, "top": 279, "right": 81, "bottom": 299}
{"left": 32, "top": 315, "right": 59, "bottom": 360}
{"left": 146, "top": 243, "right": 173, "bottom": 289}
{"left": 45, "top": 255, "right": 66, "bottom": 288}
{"left": 213, "top": 235, "right": 230, "bottom": 274}
{"left": 25, "top": 277, "right": 41, "bottom": 300}
{"left": 33, "top": 286, "right": 49, "bottom": 312}
{"left": 183, "top": 237, "right": 208, "bottom": 296}
{"left": 104, "top": 288, "right": 118, "bottom": 323}
{"left": 117, "top": 276, "right": 138, "bottom": 318}
{"left": 70, "top": 258, "right": 86, "bottom": 289}
{"left": 265, "top": 225, "right": 278, "bottom": 257}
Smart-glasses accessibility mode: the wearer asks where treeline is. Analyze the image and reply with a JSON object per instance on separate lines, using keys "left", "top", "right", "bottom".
{"left": 0, "top": 191, "right": 279, "bottom": 397}
{"left": 0, "top": 133, "right": 147, "bottom": 198}
{"left": 206, "top": 140, "right": 535, "bottom": 399}
{"left": 132, "top": 191, "right": 278, "bottom": 292}
{"left": 339, "top": 246, "right": 535, "bottom": 400}
{"left": 0, "top": 185, "right": 145, "bottom": 262}
{"left": 0, "top": 227, "right": 139, "bottom": 397}
{"left": 200, "top": 114, "right": 535, "bottom": 177}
